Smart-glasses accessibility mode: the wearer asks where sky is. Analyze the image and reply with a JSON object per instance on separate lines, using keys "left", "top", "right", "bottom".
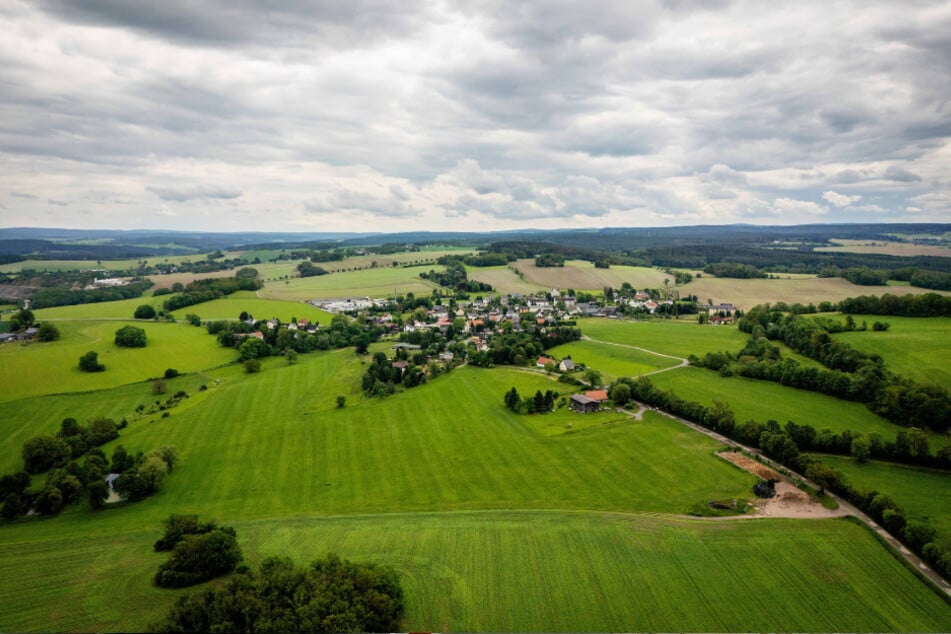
{"left": 0, "top": 1, "right": 949, "bottom": 233}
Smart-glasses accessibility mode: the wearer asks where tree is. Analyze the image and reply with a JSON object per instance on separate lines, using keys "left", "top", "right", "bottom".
{"left": 114, "top": 472, "right": 150, "bottom": 502}
{"left": 149, "top": 447, "right": 180, "bottom": 472}
{"left": 244, "top": 359, "right": 261, "bottom": 373}
{"left": 153, "top": 379, "right": 168, "bottom": 395}
{"left": 164, "top": 368, "right": 179, "bottom": 379}
{"left": 22, "top": 435, "right": 71, "bottom": 473}
{"left": 336, "top": 395, "right": 346, "bottom": 409}
{"left": 79, "top": 350, "right": 105, "bottom": 372}
{"left": 139, "top": 455, "right": 169, "bottom": 492}
{"left": 134, "top": 304, "right": 157, "bottom": 319}
{"left": 610, "top": 383, "right": 631, "bottom": 406}
{"left": 850, "top": 435, "right": 871, "bottom": 463}
{"left": 155, "top": 528, "right": 243, "bottom": 588}
{"left": 9, "top": 309, "right": 35, "bottom": 332}
{"left": 115, "top": 325, "right": 147, "bottom": 347}
{"left": 35, "top": 323, "right": 60, "bottom": 342}
{"left": 88, "top": 480, "right": 110, "bottom": 510}
{"left": 239, "top": 337, "right": 269, "bottom": 361}
{"left": 584, "top": 368, "right": 603, "bottom": 387}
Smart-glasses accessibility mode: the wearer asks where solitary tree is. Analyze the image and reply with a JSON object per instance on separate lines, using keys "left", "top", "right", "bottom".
{"left": 35, "top": 323, "right": 60, "bottom": 342}
{"left": 134, "top": 304, "right": 157, "bottom": 319}
{"left": 114, "top": 325, "right": 147, "bottom": 348}
{"left": 79, "top": 350, "right": 105, "bottom": 372}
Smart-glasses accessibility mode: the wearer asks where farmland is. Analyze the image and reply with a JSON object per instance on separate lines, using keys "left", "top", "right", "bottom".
{"left": 511, "top": 259, "right": 669, "bottom": 290}
{"left": 830, "top": 316, "right": 951, "bottom": 388}
{"left": 815, "top": 239, "right": 951, "bottom": 258}
{"left": 547, "top": 339, "right": 680, "bottom": 381}
{"left": 578, "top": 318, "right": 748, "bottom": 358}
{"left": 258, "top": 265, "right": 444, "bottom": 301}
{"left": 467, "top": 265, "right": 547, "bottom": 295}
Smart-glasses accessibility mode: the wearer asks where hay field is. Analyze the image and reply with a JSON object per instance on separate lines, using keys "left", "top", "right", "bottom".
{"left": 816, "top": 239, "right": 951, "bottom": 257}
{"left": 259, "top": 266, "right": 443, "bottom": 300}
{"left": 467, "top": 266, "right": 547, "bottom": 294}
{"left": 512, "top": 259, "right": 669, "bottom": 291}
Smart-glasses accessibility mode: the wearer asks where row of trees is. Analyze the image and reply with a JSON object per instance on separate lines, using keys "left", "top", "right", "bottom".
{"left": 420, "top": 259, "right": 493, "bottom": 295}
{"left": 162, "top": 273, "right": 262, "bottom": 312}
{"left": 503, "top": 387, "right": 558, "bottom": 414}
{"left": 615, "top": 375, "right": 951, "bottom": 582}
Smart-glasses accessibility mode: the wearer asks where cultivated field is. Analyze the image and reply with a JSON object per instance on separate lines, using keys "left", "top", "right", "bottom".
{"left": 830, "top": 316, "right": 951, "bottom": 388}
{"left": 259, "top": 266, "right": 444, "bottom": 301}
{"left": 467, "top": 265, "right": 547, "bottom": 295}
{"left": 648, "top": 367, "right": 902, "bottom": 439}
{"left": 0, "top": 320, "right": 235, "bottom": 403}
{"left": 809, "top": 455, "right": 951, "bottom": 541}
{"left": 512, "top": 259, "right": 669, "bottom": 291}
{"left": 2, "top": 350, "right": 950, "bottom": 631}
{"left": 685, "top": 276, "right": 950, "bottom": 310}
{"left": 816, "top": 239, "right": 951, "bottom": 258}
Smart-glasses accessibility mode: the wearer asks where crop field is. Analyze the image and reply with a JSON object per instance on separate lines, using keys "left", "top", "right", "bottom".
{"left": 648, "top": 367, "right": 901, "bottom": 439}
{"left": 547, "top": 339, "right": 680, "bottom": 381}
{"left": 317, "top": 249, "right": 474, "bottom": 273}
{"left": 578, "top": 318, "right": 749, "bottom": 358}
{"left": 259, "top": 265, "right": 444, "bottom": 301}
{"left": 166, "top": 291, "right": 335, "bottom": 324}
{"left": 0, "top": 320, "right": 235, "bottom": 403}
{"left": 809, "top": 455, "right": 951, "bottom": 542}
{"left": 816, "top": 239, "right": 951, "bottom": 258}
{"left": 830, "top": 316, "right": 951, "bottom": 388}
{"left": 510, "top": 259, "right": 669, "bottom": 291}
{"left": 684, "top": 276, "right": 950, "bottom": 310}
{"left": 467, "top": 265, "right": 547, "bottom": 294}
{"left": 2, "top": 349, "right": 950, "bottom": 631}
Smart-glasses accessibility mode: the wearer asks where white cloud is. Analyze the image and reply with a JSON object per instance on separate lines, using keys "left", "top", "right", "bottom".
{"left": 821, "top": 191, "right": 861, "bottom": 207}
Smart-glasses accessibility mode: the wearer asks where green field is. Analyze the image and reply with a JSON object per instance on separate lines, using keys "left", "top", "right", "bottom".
{"left": 830, "top": 316, "right": 951, "bottom": 388}
{"left": 578, "top": 318, "right": 749, "bottom": 358}
{"left": 167, "top": 291, "right": 335, "bottom": 323}
{"left": 259, "top": 266, "right": 445, "bottom": 301}
{"left": 547, "top": 339, "right": 680, "bottom": 381}
{"left": 32, "top": 295, "right": 169, "bottom": 320}
{"left": 649, "top": 367, "right": 901, "bottom": 439}
{"left": 809, "top": 455, "right": 951, "bottom": 541}
{"left": 0, "top": 320, "right": 235, "bottom": 403}
{"left": 2, "top": 351, "right": 950, "bottom": 631}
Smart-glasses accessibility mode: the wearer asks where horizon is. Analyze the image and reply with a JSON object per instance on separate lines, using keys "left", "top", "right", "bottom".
{"left": 1, "top": 2, "right": 949, "bottom": 232}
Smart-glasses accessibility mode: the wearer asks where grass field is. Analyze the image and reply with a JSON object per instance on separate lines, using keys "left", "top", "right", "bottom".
{"left": 167, "top": 291, "right": 335, "bottom": 324}
{"left": 830, "top": 316, "right": 951, "bottom": 388}
{"left": 815, "top": 239, "right": 951, "bottom": 258}
{"left": 467, "top": 265, "right": 547, "bottom": 295}
{"left": 578, "top": 318, "right": 749, "bottom": 358}
{"left": 511, "top": 259, "right": 669, "bottom": 291}
{"left": 259, "top": 266, "right": 444, "bottom": 301}
{"left": 2, "top": 352, "right": 950, "bottom": 631}
{"left": 684, "top": 276, "right": 951, "bottom": 310}
{"left": 649, "top": 367, "right": 901, "bottom": 439}
{"left": 0, "top": 320, "right": 235, "bottom": 403}
{"left": 0, "top": 253, "right": 216, "bottom": 274}
{"left": 809, "top": 455, "right": 951, "bottom": 541}
{"left": 547, "top": 339, "right": 680, "bottom": 381}
{"left": 33, "top": 295, "right": 169, "bottom": 320}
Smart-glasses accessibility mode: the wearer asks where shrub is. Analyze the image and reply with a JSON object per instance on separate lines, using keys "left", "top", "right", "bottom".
{"left": 154, "top": 528, "right": 242, "bottom": 588}
{"left": 35, "top": 323, "right": 60, "bottom": 342}
{"left": 78, "top": 350, "right": 105, "bottom": 372}
{"left": 244, "top": 359, "right": 261, "bottom": 373}
{"left": 134, "top": 304, "right": 157, "bottom": 319}
{"left": 114, "top": 325, "right": 147, "bottom": 348}
{"left": 164, "top": 368, "right": 179, "bottom": 379}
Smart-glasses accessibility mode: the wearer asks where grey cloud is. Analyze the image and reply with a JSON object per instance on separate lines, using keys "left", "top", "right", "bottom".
{"left": 883, "top": 165, "right": 922, "bottom": 182}
{"left": 10, "top": 191, "right": 37, "bottom": 199}
{"left": 304, "top": 187, "right": 419, "bottom": 218}
{"left": 47, "top": 198, "right": 69, "bottom": 206}
{"left": 147, "top": 185, "right": 243, "bottom": 202}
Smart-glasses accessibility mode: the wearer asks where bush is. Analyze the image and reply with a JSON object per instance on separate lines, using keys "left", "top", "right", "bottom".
{"left": 35, "top": 323, "right": 60, "bottom": 342}
{"left": 164, "top": 368, "right": 179, "bottom": 379}
{"left": 154, "top": 528, "right": 243, "bottom": 588}
{"left": 243, "top": 359, "right": 261, "bottom": 373}
{"left": 22, "top": 435, "right": 71, "bottom": 473}
{"left": 114, "top": 325, "right": 147, "bottom": 348}
{"left": 134, "top": 304, "right": 157, "bottom": 319}
{"left": 78, "top": 350, "right": 105, "bottom": 372}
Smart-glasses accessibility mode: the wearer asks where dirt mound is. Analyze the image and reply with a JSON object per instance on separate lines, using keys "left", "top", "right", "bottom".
{"left": 718, "top": 451, "right": 781, "bottom": 481}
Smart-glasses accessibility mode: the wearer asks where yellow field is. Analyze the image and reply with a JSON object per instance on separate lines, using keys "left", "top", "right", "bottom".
{"left": 815, "top": 239, "right": 951, "bottom": 258}
{"left": 259, "top": 266, "right": 443, "bottom": 301}
{"left": 685, "top": 276, "right": 951, "bottom": 310}
{"left": 511, "top": 260, "right": 670, "bottom": 291}
{"left": 467, "top": 266, "right": 547, "bottom": 295}
{"left": 317, "top": 249, "right": 474, "bottom": 273}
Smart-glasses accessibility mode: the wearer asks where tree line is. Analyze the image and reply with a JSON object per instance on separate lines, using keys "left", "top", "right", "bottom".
{"left": 162, "top": 273, "right": 263, "bottom": 312}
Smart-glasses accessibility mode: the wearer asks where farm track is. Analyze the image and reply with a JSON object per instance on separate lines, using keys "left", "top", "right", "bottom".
{"left": 581, "top": 335, "right": 689, "bottom": 376}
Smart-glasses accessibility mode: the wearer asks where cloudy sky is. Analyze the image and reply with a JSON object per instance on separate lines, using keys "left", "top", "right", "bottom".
{"left": 1, "top": 1, "right": 949, "bottom": 233}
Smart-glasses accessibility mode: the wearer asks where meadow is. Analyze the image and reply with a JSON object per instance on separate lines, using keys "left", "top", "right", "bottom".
{"left": 0, "top": 320, "right": 235, "bottom": 403}
{"left": 2, "top": 350, "right": 950, "bottom": 631}
{"left": 808, "top": 454, "right": 951, "bottom": 542}
{"left": 815, "top": 239, "right": 951, "bottom": 258}
{"left": 830, "top": 315, "right": 951, "bottom": 388}
{"left": 547, "top": 339, "right": 680, "bottom": 381}
{"left": 167, "top": 291, "right": 335, "bottom": 324}
{"left": 467, "top": 265, "right": 547, "bottom": 295}
{"left": 648, "top": 367, "right": 901, "bottom": 439}
{"left": 511, "top": 259, "right": 669, "bottom": 291}
{"left": 578, "top": 317, "right": 749, "bottom": 358}
{"left": 259, "top": 265, "right": 444, "bottom": 301}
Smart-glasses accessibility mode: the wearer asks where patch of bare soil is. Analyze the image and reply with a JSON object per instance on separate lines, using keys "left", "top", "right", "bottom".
{"left": 718, "top": 451, "right": 782, "bottom": 481}
{"left": 755, "top": 481, "right": 849, "bottom": 519}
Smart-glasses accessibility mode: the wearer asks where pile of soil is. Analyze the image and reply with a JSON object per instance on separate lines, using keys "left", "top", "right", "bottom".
{"left": 718, "top": 451, "right": 782, "bottom": 480}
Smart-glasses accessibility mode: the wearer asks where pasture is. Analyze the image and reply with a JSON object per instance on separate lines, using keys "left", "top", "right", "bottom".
{"left": 32, "top": 295, "right": 168, "bottom": 320}
{"left": 467, "top": 265, "right": 547, "bottom": 295}
{"left": 511, "top": 259, "right": 669, "bottom": 291}
{"left": 830, "top": 316, "right": 951, "bottom": 388}
{"left": 578, "top": 318, "right": 748, "bottom": 358}
{"left": 547, "top": 339, "right": 680, "bottom": 381}
{"left": 259, "top": 266, "right": 444, "bottom": 301}
{"left": 167, "top": 291, "right": 335, "bottom": 324}
{"left": 648, "top": 367, "right": 901, "bottom": 439}
{"left": 809, "top": 455, "right": 951, "bottom": 542}
{"left": 0, "top": 320, "right": 235, "bottom": 403}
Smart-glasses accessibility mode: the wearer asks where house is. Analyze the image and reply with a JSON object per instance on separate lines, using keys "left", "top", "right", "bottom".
{"left": 709, "top": 315, "right": 735, "bottom": 325}
{"left": 570, "top": 394, "right": 599, "bottom": 413}
{"left": 392, "top": 360, "right": 409, "bottom": 375}
{"left": 559, "top": 357, "right": 576, "bottom": 372}
{"left": 392, "top": 343, "right": 421, "bottom": 350}
{"left": 584, "top": 389, "right": 609, "bottom": 402}
{"left": 536, "top": 356, "right": 555, "bottom": 368}
{"left": 634, "top": 291, "right": 650, "bottom": 301}
{"left": 439, "top": 351, "right": 455, "bottom": 363}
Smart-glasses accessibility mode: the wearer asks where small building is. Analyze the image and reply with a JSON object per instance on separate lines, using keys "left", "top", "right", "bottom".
{"left": 536, "top": 356, "right": 555, "bottom": 368}
{"left": 585, "top": 389, "right": 609, "bottom": 402}
{"left": 559, "top": 357, "right": 576, "bottom": 372}
{"left": 570, "top": 394, "right": 599, "bottom": 413}
{"left": 709, "top": 315, "right": 735, "bottom": 325}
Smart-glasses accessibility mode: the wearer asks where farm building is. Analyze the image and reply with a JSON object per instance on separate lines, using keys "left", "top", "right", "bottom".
{"left": 570, "top": 394, "right": 599, "bottom": 413}
{"left": 585, "top": 390, "right": 609, "bottom": 402}
{"left": 536, "top": 356, "right": 555, "bottom": 368}
{"left": 559, "top": 357, "right": 576, "bottom": 372}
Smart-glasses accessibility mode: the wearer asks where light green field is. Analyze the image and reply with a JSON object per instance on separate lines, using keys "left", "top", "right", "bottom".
{"left": 318, "top": 249, "right": 473, "bottom": 273}
{"left": 260, "top": 266, "right": 444, "bottom": 301}
{"left": 467, "top": 265, "right": 547, "bottom": 295}
{"left": 547, "top": 339, "right": 680, "bottom": 381}
{"left": 513, "top": 259, "right": 669, "bottom": 291}
{"left": 809, "top": 455, "right": 951, "bottom": 541}
{"left": 2, "top": 353, "right": 950, "bottom": 631}
{"left": 578, "top": 318, "right": 749, "bottom": 358}
{"left": 33, "top": 295, "right": 168, "bottom": 320}
{"left": 649, "top": 367, "right": 901, "bottom": 439}
{"left": 0, "top": 252, "right": 228, "bottom": 274}
{"left": 167, "top": 291, "right": 334, "bottom": 324}
{"left": 0, "top": 320, "right": 235, "bottom": 403}
{"left": 830, "top": 316, "right": 951, "bottom": 388}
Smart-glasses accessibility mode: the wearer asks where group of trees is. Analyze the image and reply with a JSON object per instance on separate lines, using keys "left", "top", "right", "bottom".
{"left": 26, "top": 279, "right": 154, "bottom": 310}
{"left": 503, "top": 387, "right": 558, "bottom": 414}
{"left": 725, "top": 305, "right": 951, "bottom": 432}
{"left": 361, "top": 352, "right": 441, "bottom": 397}
{"left": 420, "top": 259, "right": 493, "bottom": 296}
{"left": 153, "top": 551, "right": 404, "bottom": 633}
{"left": 616, "top": 375, "right": 951, "bottom": 581}
{"left": 162, "top": 274, "right": 263, "bottom": 312}
{"left": 154, "top": 515, "right": 242, "bottom": 588}
{"left": 297, "top": 261, "right": 329, "bottom": 277}
{"left": 467, "top": 326, "right": 582, "bottom": 368}
{"left": 109, "top": 445, "right": 179, "bottom": 504}
{"left": 114, "top": 325, "right": 148, "bottom": 347}
{"left": 837, "top": 292, "right": 951, "bottom": 317}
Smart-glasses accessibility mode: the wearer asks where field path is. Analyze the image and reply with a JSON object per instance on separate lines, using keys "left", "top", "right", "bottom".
{"left": 636, "top": 399, "right": 951, "bottom": 598}
{"left": 581, "top": 335, "right": 689, "bottom": 376}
